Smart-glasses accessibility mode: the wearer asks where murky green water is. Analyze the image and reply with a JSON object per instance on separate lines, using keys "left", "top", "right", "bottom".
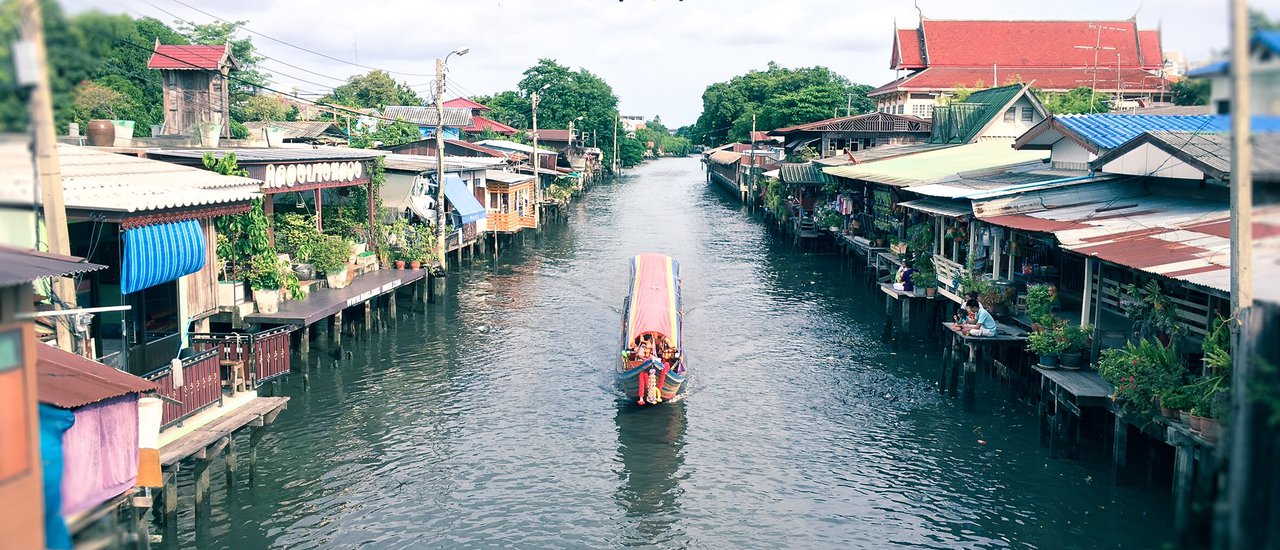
{"left": 175, "top": 157, "right": 1172, "bottom": 549}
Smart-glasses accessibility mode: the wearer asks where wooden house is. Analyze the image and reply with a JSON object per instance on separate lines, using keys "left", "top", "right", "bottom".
{"left": 147, "top": 41, "right": 238, "bottom": 138}
{"left": 484, "top": 171, "right": 537, "bottom": 233}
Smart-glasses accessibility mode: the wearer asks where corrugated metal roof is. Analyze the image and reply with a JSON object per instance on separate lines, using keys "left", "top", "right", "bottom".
{"left": 442, "top": 97, "right": 491, "bottom": 112}
{"left": 973, "top": 181, "right": 1248, "bottom": 293}
{"left": 529, "top": 129, "right": 573, "bottom": 142}
{"left": 0, "top": 245, "right": 105, "bottom": 287}
{"left": 899, "top": 197, "right": 972, "bottom": 218}
{"left": 778, "top": 163, "right": 834, "bottom": 185}
{"left": 378, "top": 153, "right": 495, "bottom": 173}
{"left": 485, "top": 170, "right": 535, "bottom": 184}
{"left": 928, "top": 84, "right": 1033, "bottom": 144}
{"left": 380, "top": 106, "right": 473, "bottom": 128}
{"left": 707, "top": 150, "right": 742, "bottom": 165}
{"left": 823, "top": 140, "right": 1047, "bottom": 187}
{"left": 474, "top": 140, "right": 559, "bottom": 156}
{"left": 0, "top": 134, "right": 35, "bottom": 205}
{"left": 242, "top": 121, "right": 345, "bottom": 141}
{"left": 150, "top": 147, "right": 378, "bottom": 163}
{"left": 37, "top": 343, "right": 156, "bottom": 409}
{"left": 50, "top": 145, "right": 262, "bottom": 213}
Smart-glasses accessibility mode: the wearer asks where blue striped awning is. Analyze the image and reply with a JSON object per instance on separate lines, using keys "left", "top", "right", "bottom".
{"left": 443, "top": 174, "right": 487, "bottom": 224}
{"left": 121, "top": 220, "right": 206, "bottom": 295}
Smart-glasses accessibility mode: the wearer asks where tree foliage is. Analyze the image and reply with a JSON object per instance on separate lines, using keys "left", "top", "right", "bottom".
{"left": 350, "top": 118, "right": 420, "bottom": 149}
{"left": 240, "top": 93, "right": 295, "bottom": 121}
{"left": 1171, "top": 79, "right": 1211, "bottom": 106}
{"left": 1036, "top": 86, "right": 1112, "bottom": 115}
{"left": 692, "top": 62, "right": 874, "bottom": 146}
{"left": 516, "top": 59, "right": 619, "bottom": 144}
{"left": 471, "top": 90, "right": 528, "bottom": 129}
{"left": 319, "top": 69, "right": 423, "bottom": 110}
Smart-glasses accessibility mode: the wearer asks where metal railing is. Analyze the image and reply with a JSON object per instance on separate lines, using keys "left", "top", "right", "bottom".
{"left": 143, "top": 348, "right": 222, "bottom": 429}
{"left": 190, "top": 325, "right": 295, "bottom": 387}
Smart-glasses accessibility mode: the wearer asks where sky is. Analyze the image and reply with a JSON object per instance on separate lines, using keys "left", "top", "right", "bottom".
{"left": 63, "top": 0, "right": 1280, "bottom": 128}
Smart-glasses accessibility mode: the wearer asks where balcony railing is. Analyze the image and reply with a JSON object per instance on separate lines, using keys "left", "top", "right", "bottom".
{"left": 190, "top": 326, "right": 295, "bottom": 387}
{"left": 488, "top": 211, "right": 537, "bottom": 232}
{"left": 143, "top": 348, "right": 222, "bottom": 429}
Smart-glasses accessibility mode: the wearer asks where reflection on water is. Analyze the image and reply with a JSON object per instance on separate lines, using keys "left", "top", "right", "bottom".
{"left": 614, "top": 401, "right": 688, "bottom": 546}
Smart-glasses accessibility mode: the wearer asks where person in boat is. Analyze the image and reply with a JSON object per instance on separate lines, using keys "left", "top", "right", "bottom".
{"left": 962, "top": 298, "right": 997, "bottom": 337}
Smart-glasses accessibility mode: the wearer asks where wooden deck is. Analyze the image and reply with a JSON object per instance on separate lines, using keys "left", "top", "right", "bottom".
{"left": 159, "top": 396, "right": 288, "bottom": 466}
{"left": 1034, "top": 367, "right": 1112, "bottom": 408}
{"left": 244, "top": 269, "right": 425, "bottom": 326}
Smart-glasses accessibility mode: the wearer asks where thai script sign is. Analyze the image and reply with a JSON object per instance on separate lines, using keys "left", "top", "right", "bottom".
{"left": 251, "top": 161, "right": 369, "bottom": 191}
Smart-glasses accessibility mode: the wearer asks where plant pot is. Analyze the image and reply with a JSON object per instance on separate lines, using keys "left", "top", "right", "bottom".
{"left": 199, "top": 124, "right": 222, "bottom": 147}
{"left": 86, "top": 119, "right": 115, "bottom": 146}
{"left": 264, "top": 126, "right": 286, "bottom": 147}
{"left": 1159, "top": 404, "right": 1178, "bottom": 419}
{"left": 1039, "top": 353, "right": 1060, "bottom": 368}
{"left": 351, "top": 242, "right": 367, "bottom": 256}
{"left": 1200, "top": 418, "right": 1220, "bottom": 442}
{"left": 151, "top": 124, "right": 163, "bottom": 137}
{"left": 111, "top": 120, "right": 135, "bottom": 147}
{"left": 913, "top": 287, "right": 925, "bottom": 297}
{"left": 1060, "top": 351, "right": 1083, "bottom": 370}
{"left": 925, "top": 287, "right": 937, "bottom": 297}
{"left": 395, "top": 260, "right": 406, "bottom": 269}
{"left": 326, "top": 269, "right": 349, "bottom": 289}
{"left": 293, "top": 263, "right": 316, "bottom": 281}
{"left": 253, "top": 288, "right": 280, "bottom": 314}
{"left": 410, "top": 260, "right": 422, "bottom": 270}
{"left": 1189, "top": 413, "right": 1205, "bottom": 433}
{"left": 217, "top": 280, "right": 246, "bottom": 307}
{"left": 1178, "top": 410, "right": 1191, "bottom": 426}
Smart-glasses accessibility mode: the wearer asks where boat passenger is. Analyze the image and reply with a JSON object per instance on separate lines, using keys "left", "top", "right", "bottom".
{"left": 963, "top": 299, "right": 997, "bottom": 337}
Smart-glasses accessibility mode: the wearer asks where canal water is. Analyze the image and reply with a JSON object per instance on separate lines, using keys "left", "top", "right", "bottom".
{"left": 183, "top": 156, "right": 1172, "bottom": 549}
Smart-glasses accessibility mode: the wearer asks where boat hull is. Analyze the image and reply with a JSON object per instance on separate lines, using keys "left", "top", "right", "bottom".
{"left": 617, "top": 359, "right": 686, "bottom": 401}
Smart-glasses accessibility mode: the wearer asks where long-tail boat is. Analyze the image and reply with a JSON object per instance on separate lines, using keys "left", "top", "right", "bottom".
{"left": 617, "top": 254, "right": 686, "bottom": 405}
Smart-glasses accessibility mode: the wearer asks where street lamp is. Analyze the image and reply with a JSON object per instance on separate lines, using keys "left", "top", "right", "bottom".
{"left": 435, "top": 46, "right": 468, "bottom": 271}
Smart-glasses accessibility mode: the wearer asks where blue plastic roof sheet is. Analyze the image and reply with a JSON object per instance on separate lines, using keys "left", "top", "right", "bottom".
{"left": 442, "top": 174, "right": 487, "bottom": 224}
{"left": 1055, "top": 114, "right": 1280, "bottom": 151}
{"left": 121, "top": 220, "right": 206, "bottom": 295}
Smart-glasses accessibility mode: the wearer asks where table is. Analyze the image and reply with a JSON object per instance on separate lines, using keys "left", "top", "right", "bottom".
{"left": 1034, "top": 366, "right": 1111, "bottom": 458}
{"left": 940, "top": 322, "right": 1029, "bottom": 411}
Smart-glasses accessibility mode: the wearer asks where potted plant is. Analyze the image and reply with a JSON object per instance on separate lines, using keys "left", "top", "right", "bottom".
{"left": 1027, "top": 323, "right": 1068, "bottom": 367}
{"left": 246, "top": 253, "right": 284, "bottom": 314}
{"left": 311, "top": 234, "right": 352, "bottom": 289}
{"left": 818, "top": 207, "right": 843, "bottom": 232}
{"left": 1025, "top": 284, "right": 1055, "bottom": 330}
{"left": 1097, "top": 337, "right": 1182, "bottom": 416}
{"left": 1058, "top": 323, "right": 1093, "bottom": 370}
{"left": 198, "top": 122, "right": 222, "bottom": 147}
{"left": 1159, "top": 385, "right": 1192, "bottom": 420}
{"left": 1201, "top": 316, "right": 1231, "bottom": 376}
{"left": 911, "top": 258, "right": 938, "bottom": 297}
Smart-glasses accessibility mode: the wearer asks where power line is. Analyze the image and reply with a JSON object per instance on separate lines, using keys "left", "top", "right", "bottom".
{"left": 148, "top": 0, "right": 440, "bottom": 78}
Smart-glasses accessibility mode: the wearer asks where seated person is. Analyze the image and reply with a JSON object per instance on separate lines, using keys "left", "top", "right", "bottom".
{"left": 962, "top": 298, "right": 997, "bottom": 337}
{"left": 892, "top": 264, "right": 915, "bottom": 292}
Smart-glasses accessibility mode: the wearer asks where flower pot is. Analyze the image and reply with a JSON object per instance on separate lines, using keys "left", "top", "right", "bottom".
{"left": 1039, "top": 353, "right": 1060, "bottom": 368}
{"left": 913, "top": 287, "right": 925, "bottom": 297}
{"left": 925, "top": 287, "right": 937, "bottom": 297}
{"left": 292, "top": 263, "right": 316, "bottom": 281}
{"left": 151, "top": 124, "right": 163, "bottom": 137}
{"left": 264, "top": 126, "right": 286, "bottom": 147}
{"left": 1200, "top": 418, "right": 1220, "bottom": 442}
{"left": 199, "top": 124, "right": 222, "bottom": 147}
{"left": 1159, "top": 404, "right": 1178, "bottom": 419}
{"left": 111, "top": 120, "right": 135, "bottom": 146}
{"left": 1178, "top": 410, "right": 1191, "bottom": 426}
{"left": 253, "top": 288, "right": 280, "bottom": 314}
{"left": 217, "top": 280, "right": 246, "bottom": 307}
{"left": 410, "top": 260, "right": 422, "bottom": 270}
{"left": 86, "top": 119, "right": 115, "bottom": 146}
{"left": 1189, "top": 414, "right": 1205, "bottom": 433}
{"left": 1060, "top": 351, "right": 1083, "bottom": 370}
{"left": 395, "top": 260, "right": 406, "bottom": 269}
{"left": 326, "top": 269, "right": 349, "bottom": 289}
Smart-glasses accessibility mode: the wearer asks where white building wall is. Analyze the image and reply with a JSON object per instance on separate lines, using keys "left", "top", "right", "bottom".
{"left": 1099, "top": 142, "right": 1207, "bottom": 180}
{"left": 1049, "top": 139, "right": 1095, "bottom": 171}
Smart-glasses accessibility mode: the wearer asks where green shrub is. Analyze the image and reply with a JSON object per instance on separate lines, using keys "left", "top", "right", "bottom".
{"left": 310, "top": 235, "right": 352, "bottom": 274}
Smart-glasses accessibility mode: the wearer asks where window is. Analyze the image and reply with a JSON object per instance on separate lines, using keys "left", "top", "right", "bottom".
{"left": 1021, "top": 107, "right": 1034, "bottom": 122}
{"left": 1004, "top": 108, "right": 1016, "bottom": 122}
{"left": 898, "top": 104, "right": 905, "bottom": 114}
{"left": 912, "top": 103, "right": 934, "bottom": 118}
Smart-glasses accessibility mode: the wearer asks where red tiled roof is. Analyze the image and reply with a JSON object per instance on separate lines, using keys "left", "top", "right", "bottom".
{"left": 147, "top": 44, "right": 231, "bottom": 70}
{"left": 442, "top": 97, "right": 491, "bottom": 112}
{"left": 914, "top": 19, "right": 1158, "bottom": 69}
{"left": 1138, "top": 30, "right": 1164, "bottom": 68}
{"left": 464, "top": 115, "right": 518, "bottom": 135}
{"left": 894, "top": 28, "right": 926, "bottom": 69}
{"left": 445, "top": 139, "right": 510, "bottom": 158}
{"left": 868, "top": 66, "right": 1170, "bottom": 97}
{"left": 37, "top": 345, "right": 156, "bottom": 409}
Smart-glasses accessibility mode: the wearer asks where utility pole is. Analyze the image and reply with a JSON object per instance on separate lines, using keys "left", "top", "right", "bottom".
{"left": 612, "top": 115, "right": 619, "bottom": 173}
{"left": 531, "top": 91, "right": 540, "bottom": 228}
{"left": 434, "top": 57, "right": 447, "bottom": 271}
{"left": 749, "top": 113, "right": 757, "bottom": 205}
{"left": 1073, "top": 24, "right": 1123, "bottom": 113}
{"left": 846, "top": 93, "right": 852, "bottom": 116}
{"left": 21, "top": 0, "right": 77, "bottom": 352}
{"left": 1226, "top": 0, "right": 1263, "bottom": 546}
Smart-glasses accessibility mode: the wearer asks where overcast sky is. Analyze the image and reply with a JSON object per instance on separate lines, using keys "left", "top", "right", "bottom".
{"left": 64, "top": 0, "right": 1280, "bottom": 127}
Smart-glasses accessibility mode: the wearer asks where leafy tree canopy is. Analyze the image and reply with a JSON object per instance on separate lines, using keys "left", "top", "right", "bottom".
{"left": 692, "top": 62, "right": 875, "bottom": 146}
{"left": 240, "top": 93, "right": 295, "bottom": 121}
{"left": 350, "top": 118, "right": 421, "bottom": 149}
{"left": 516, "top": 59, "right": 619, "bottom": 143}
{"left": 470, "top": 90, "right": 528, "bottom": 129}
{"left": 319, "top": 69, "right": 423, "bottom": 110}
{"left": 1036, "top": 86, "right": 1112, "bottom": 115}
{"left": 1171, "top": 79, "right": 1210, "bottom": 106}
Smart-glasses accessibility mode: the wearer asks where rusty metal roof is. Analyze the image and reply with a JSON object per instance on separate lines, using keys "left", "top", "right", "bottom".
{"left": 36, "top": 344, "right": 157, "bottom": 409}
{"left": 0, "top": 245, "right": 106, "bottom": 287}
{"left": 708, "top": 150, "right": 742, "bottom": 165}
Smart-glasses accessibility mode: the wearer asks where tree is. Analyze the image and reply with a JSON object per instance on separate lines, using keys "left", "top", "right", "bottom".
{"left": 471, "top": 91, "right": 528, "bottom": 129}
{"left": 617, "top": 135, "right": 645, "bottom": 167}
{"left": 1171, "top": 79, "right": 1211, "bottom": 106}
{"left": 71, "top": 80, "right": 133, "bottom": 121}
{"left": 319, "top": 70, "right": 423, "bottom": 110}
{"left": 692, "top": 62, "right": 874, "bottom": 145}
{"left": 516, "top": 59, "right": 620, "bottom": 145}
{"left": 1037, "top": 87, "right": 1112, "bottom": 115}
{"left": 241, "top": 94, "right": 292, "bottom": 121}
{"left": 350, "top": 118, "right": 420, "bottom": 149}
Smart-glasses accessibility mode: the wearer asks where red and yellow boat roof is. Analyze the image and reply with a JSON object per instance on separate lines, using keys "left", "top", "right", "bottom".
{"left": 625, "top": 254, "right": 681, "bottom": 348}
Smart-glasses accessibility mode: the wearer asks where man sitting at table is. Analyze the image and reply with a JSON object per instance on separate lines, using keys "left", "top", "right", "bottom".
{"left": 962, "top": 299, "right": 997, "bottom": 337}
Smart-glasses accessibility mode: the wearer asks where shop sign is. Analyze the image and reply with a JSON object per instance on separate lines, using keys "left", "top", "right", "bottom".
{"left": 255, "top": 161, "right": 368, "bottom": 190}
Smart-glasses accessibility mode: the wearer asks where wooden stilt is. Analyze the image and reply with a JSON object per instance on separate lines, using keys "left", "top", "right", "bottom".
{"left": 882, "top": 294, "right": 895, "bottom": 344}
{"left": 388, "top": 290, "right": 398, "bottom": 321}
{"left": 224, "top": 436, "right": 239, "bottom": 491}
{"left": 332, "top": 311, "right": 343, "bottom": 348}
{"left": 248, "top": 426, "right": 264, "bottom": 486}
{"left": 961, "top": 343, "right": 977, "bottom": 412}
{"left": 299, "top": 326, "right": 310, "bottom": 363}
{"left": 1112, "top": 414, "right": 1128, "bottom": 483}
{"left": 363, "top": 301, "right": 372, "bottom": 333}
{"left": 192, "top": 458, "right": 211, "bottom": 513}
{"left": 900, "top": 299, "right": 912, "bottom": 349}
{"left": 161, "top": 466, "right": 178, "bottom": 527}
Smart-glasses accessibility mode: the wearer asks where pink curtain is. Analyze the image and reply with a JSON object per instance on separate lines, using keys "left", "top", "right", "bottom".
{"left": 60, "top": 395, "right": 139, "bottom": 516}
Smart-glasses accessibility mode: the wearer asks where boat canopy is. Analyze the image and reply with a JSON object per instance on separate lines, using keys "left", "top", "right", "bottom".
{"left": 625, "top": 254, "right": 681, "bottom": 347}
